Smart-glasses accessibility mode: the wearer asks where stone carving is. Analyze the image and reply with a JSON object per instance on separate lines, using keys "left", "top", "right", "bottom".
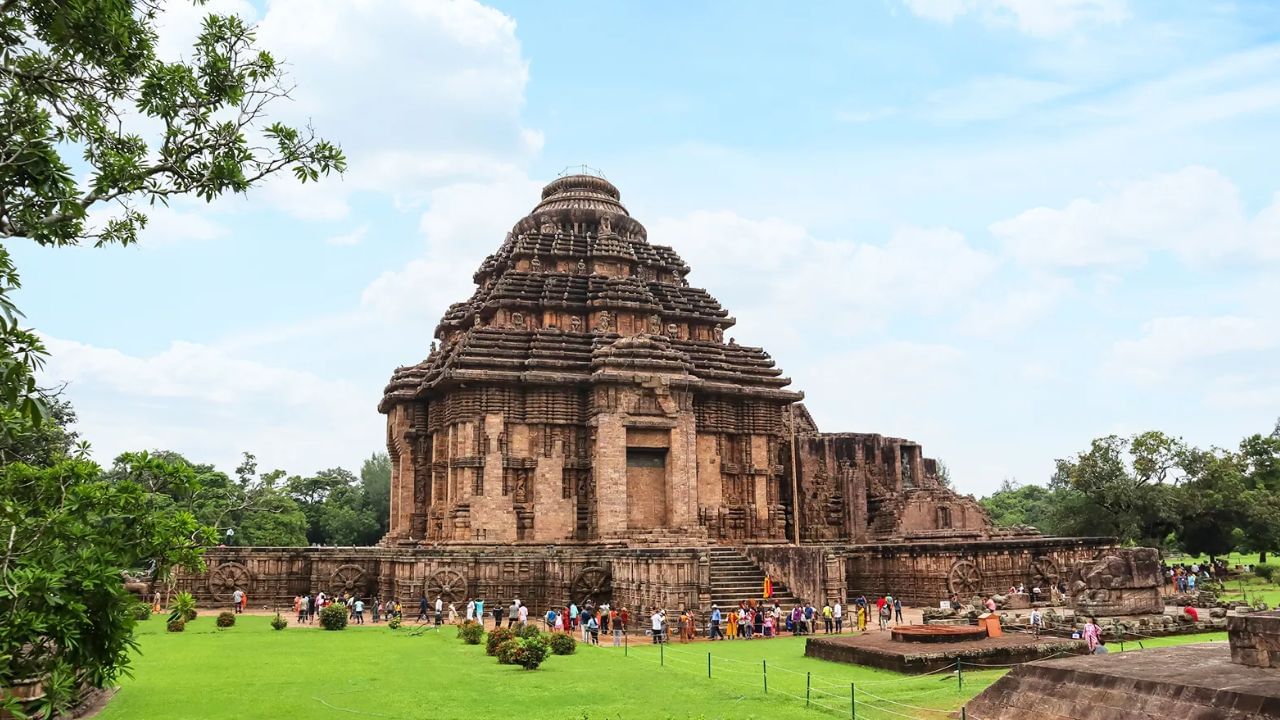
{"left": 1068, "top": 548, "right": 1163, "bottom": 616}
{"left": 577, "top": 258, "right": 587, "bottom": 274}
{"left": 511, "top": 311, "right": 524, "bottom": 327}
{"left": 426, "top": 569, "right": 469, "bottom": 604}
{"left": 947, "top": 560, "right": 983, "bottom": 597}
{"left": 208, "top": 562, "right": 252, "bottom": 603}
{"left": 540, "top": 217, "right": 557, "bottom": 233}
{"left": 1028, "top": 555, "right": 1060, "bottom": 589}
{"left": 598, "top": 214, "right": 613, "bottom": 235}
{"left": 331, "top": 564, "right": 366, "bottom": 592}
{"left": 713, "top": 324, "right": 723, "bottom": 343}
{"left": 665, "top": 322, "right": 679, "bottom": 339}
{"left": 572, "top": 566, "right": 612, "bottom": 604}
{"left": 570, "top": 316, "right": 581, "bottom": 332}
{"left": 648, "top": 314, "right": 661, "bottom": 334}
{"left": 595, "top": 310, "right": 612, "bottom": 333}
{"left": 530, "top": 256, "right": 541, "bottom": 271}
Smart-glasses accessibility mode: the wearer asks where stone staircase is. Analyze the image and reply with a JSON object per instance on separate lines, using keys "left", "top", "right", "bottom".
{"left": 707, "top": 547, "right": 800, "bottom": 610}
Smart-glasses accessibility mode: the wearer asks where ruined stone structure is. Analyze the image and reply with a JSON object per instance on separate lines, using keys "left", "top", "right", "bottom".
{"left": 178, "top": 173, "right": 1114, "bottom": 611}
{"left": 966, "top": 610, "right": 1280, "bottom": 719}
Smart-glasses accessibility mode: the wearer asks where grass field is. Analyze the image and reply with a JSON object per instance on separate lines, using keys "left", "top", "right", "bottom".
{"left": 97, "top": 617, "right": 1228, "bottom": 720}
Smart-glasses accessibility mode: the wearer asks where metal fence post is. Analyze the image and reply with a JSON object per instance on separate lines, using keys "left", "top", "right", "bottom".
{"left": 806, "top": 672, "right": 811, "bottom": 708}
{"left": 707, "top": 652, "right": 712, "bottom": 679}
{"left": 958, "top": 660, "right": 964, "bottom": 691}
{"left": 763, "top": 659, "right": 768, "bottom": 694}
{"left": 851, "top": 682, "right": 856, "bottom": 720}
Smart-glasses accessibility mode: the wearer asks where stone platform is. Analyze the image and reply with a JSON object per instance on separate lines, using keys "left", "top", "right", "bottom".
{"left": 804, "top": 628, "right": 1085, "bottom": 674}
{"left": 964, "top": 642, "right": 1280, "bottom": 719}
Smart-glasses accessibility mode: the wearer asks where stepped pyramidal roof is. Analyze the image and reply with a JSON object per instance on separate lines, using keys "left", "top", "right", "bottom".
{"left": 381, "top": 173, "right": 802, "bottom": 407}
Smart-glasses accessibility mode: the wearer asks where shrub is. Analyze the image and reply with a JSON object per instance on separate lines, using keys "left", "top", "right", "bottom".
{"left": 457, "top": 620, "right": 484, "bottom": 644}
{"left": 548, "top": 632, "right": 577, "bottom": 656}
{"left": 131, "top": 602, "right": 152, "bottom": 621}
{"left": 510, "top": 635, "right": 551, "bottom": 670}
{"left": 495, "top": 638, "right": 521, "bottom": 665}
{"left": 168, "top": 591, "right": 197, "bottom": 624}
{"left": 388, "top": 616, "right": 402, "bottom": 630}
{"left": 271, "top": 613, "right": 288, "bottom": 631}
{"left": 320, "top": 602, "right": 348, "bottom": 631}
{"left": 166, "top": 619, "right": 186, "bottom": 633}
{"left": 216, "top": 611, "right": 236, "bottom": 628}
{"left": 515, "top": 623, "right": 542, "bottom": 640}
{"left": 486, "top": 626, "right": 516, "bottom": 656}
{"left": 1255, "top": 563, "right": 1278, "bottom": 582}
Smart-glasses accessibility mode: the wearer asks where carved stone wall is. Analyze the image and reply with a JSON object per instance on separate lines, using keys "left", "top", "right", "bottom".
{"left": 1228, "top": 610, "right": 1280, "bottom": 668}
{"left": 845, "top": 537, "right": 1113, "bottom": 606}
{"left": 744, "top": 545, "right": 847, "bottom": 605}
{"left": 1067, "top": 547, "right": 1164, "bottom": 616}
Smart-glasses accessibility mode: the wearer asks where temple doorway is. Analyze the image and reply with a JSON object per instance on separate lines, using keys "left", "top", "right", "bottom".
{"left": 626, "top": 447, "right": 667, "bottom": 529}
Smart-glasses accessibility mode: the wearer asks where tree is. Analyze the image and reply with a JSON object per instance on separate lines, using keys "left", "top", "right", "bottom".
{"left": 1049, "top": 433, "right": 1183, "bottom": 547}
{"left": 0, "top": 395, "right": 83, "bottom": 465}
{"left": 980, "top": 479, "right": 1061, "bottom": 534}
{"left": 361, "top": 452, "right": 391, "bottom": 538}
{"left": 1176, "top": 447, "right": 1247, "bottom": 560}
{"left": 0, "top": 457, "right": 210, "bottom": 716}
{"left": 0, "top": 0, "right": 345, "bottom": 437}
{"left": 1236, "top": 432, "right": 1280, "bottom": 561}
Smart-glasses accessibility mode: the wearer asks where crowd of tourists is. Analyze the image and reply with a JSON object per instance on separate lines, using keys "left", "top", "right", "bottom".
{"left": 1163, "top": 560, "right": 1230, "bottom": 594}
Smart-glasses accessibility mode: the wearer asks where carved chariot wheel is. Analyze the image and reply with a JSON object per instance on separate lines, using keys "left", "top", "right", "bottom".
{"left": 571, "top": 566, "right": 612, "bottom": 605}
{"left": 208, "top": 562, "right": 252, "bottom": 602}
{"left": 1028, "top": 556, "right": 1060, "bottom": 589}
{"left": 947, "top": 560, "right": 983, "bottom": 597}
{"left": 330, "top": 564, "right": 366, "bottom": 593}
{"left": 425, "top": 569, "right": 468, "bottom": 604}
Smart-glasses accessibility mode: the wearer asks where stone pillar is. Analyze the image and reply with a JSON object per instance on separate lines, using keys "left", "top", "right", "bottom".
{"left": 593, "top": 413, "right": 628, "bottom": 535}
{"left": 1228, "top": 610, "right": 1280, "bottom": 667}
{"left": 667, "top": 411, "right": 698, "bottom": 528}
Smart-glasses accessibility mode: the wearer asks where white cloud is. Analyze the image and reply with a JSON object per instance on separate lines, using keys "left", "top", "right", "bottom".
{"left": 901, "top": 0, "right": 1128, "bottom": 36}
{"left": 992, "top": 165, "right": 1280, "bottom": 269}
{"left": 361, "top": 177, "right": 543, "bottom": 323}
{"left": 651, "top": 212, "right": 998, "bottom": 344}
{"left": 251, "top": 0, "right": 540, "bottom": 215}
{"left": 1103, "top": 315, "right": 1279, "bottom": 384}
{"left": 926, "top": 76, "right": 1075, "bottom": 122}
{"left": 326, "top": 224, "right": 369, "bottom": 247}
{"left": 41, "top": 335, "right": 376, "bottom": 474}
{"left": 958, "top": 276, "right": 1072, "bottom": 337}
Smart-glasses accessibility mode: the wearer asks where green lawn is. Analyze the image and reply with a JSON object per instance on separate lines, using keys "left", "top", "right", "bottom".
{"left": 97, "top": 617, "right": 1227, "bottom": 720}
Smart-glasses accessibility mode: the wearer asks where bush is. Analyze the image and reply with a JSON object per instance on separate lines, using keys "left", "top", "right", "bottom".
{"left": 510, "top": 635, "right": 551, "bottom": 670}
{"left": 320, "top": 602, "right": 348, "bottom": 631}
{"left": 548, "top": 632, "right": 577, "bottom": 655}
{"left": 388, "top": 616, "right": 402, "bottom": 630}
{"left": 1255, "top": 563, "right": 1278, "bottom": 582}
{"left": 131, "top": 602, "right": 152, "bottom": 621}
{"left": 486, "top": 626, "right": 516, "bottom": 656}
{"left": 495, "top": 638, "right": 521, "bottom": 665}
{"left": 168, "top": 591, "right": 197, "bottom": 624}
{"left": 216, "top": 611, "right": 236, "bottom": 628}
{"left": 515, "top": 623, "right": 542, "bottom": 640}
{"left": 271, "top": 613, "right": 288, "bottom": 631}
{"left": 166, "top": 619, "right": 186, "bottom": 633}
{"left": 457, "top": 620, "right": 484, "bottom": 644}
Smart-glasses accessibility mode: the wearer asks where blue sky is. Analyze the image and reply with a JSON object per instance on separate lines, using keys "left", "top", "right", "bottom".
{"left": 16, "top": 0, "right": 1280, "bottom": 495}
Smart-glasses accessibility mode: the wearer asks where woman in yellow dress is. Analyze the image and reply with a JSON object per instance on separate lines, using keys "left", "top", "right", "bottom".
{"left": 726, "top": 607, "right": 738, "bottom": 639}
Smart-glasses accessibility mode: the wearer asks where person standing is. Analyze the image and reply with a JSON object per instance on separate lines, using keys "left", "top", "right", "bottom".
{"left": 433, "top": 596, "right": 444, "bottom": 627}
{"left": 371, "top": 596, "right": 381, "bottom": 623}
{"left": 1083, "top": 617, "right": 1101, "bottom": 653}
{"left": 466, "top": 598, "right": 476, "bottom": 623}
{"left": 709, "top": 605, "right": 723, "bottom": 640}
{"left": 417, "top": 593, "right": 429, "bottom": 622}
{"left": 893, "top": 597, "right": 903, "bottom": 625}
{"left": 354, "top": 597, "right": 365, "bottom": 625}
{"left": 1029, "top": 607, "right": 1043, "bottom": 637}
{"left": 833, "top": 600, "right": 843, "bottom": 634}
{"left": 473, "top": 597, "right": 484, "bottom": 627}
{"left": 650, "top": 608, "right": 664, "bottom": 644}
{"left": 822, "top": 602, "right": 833, "bottom": 634}
{"left": 587, "top": 613, "right": 600, "bottom": 645}
{"left": 518, "top": 602, "right": 529, "bottom": 626}
{"left": 232, "top": 588, "right": 244, "bottom": 614}
{"left": 297, "top": 594, "right": 308, "bottom": 624}
{"left": 508, "top": 599, "right": 519, "bottom": 628}
{"left": 448, "top": 602, "right": 458, "bottom": 624}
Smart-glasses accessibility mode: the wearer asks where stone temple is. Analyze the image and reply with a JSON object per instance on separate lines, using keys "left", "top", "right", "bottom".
{"left": 180, "top": 173, "right": 1110, "bottom": 612}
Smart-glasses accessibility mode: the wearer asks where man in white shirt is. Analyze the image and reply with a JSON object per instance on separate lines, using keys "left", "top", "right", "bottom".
{"left": 434, "top": 596, "right": 444, "bottom": 627}
{"left": 650, "top": 609, "right": 664, "bottom": 644}
{"left": 466, "top": 598, "right": 475, "bottom": 622}
{"left": 833, "top": 601, "right": 843, "bottom": 633}
{"left": 231, "top": 588, "right": 244, "bottom": 614}
{"left": 353, "top": 598, "right": 364, "bottom": 625}
{"left": 518, "top": 603, "right": 529, "bottom": 625}
{"left": 1029, "top": 608, "right": 1043, "bottom": 637}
